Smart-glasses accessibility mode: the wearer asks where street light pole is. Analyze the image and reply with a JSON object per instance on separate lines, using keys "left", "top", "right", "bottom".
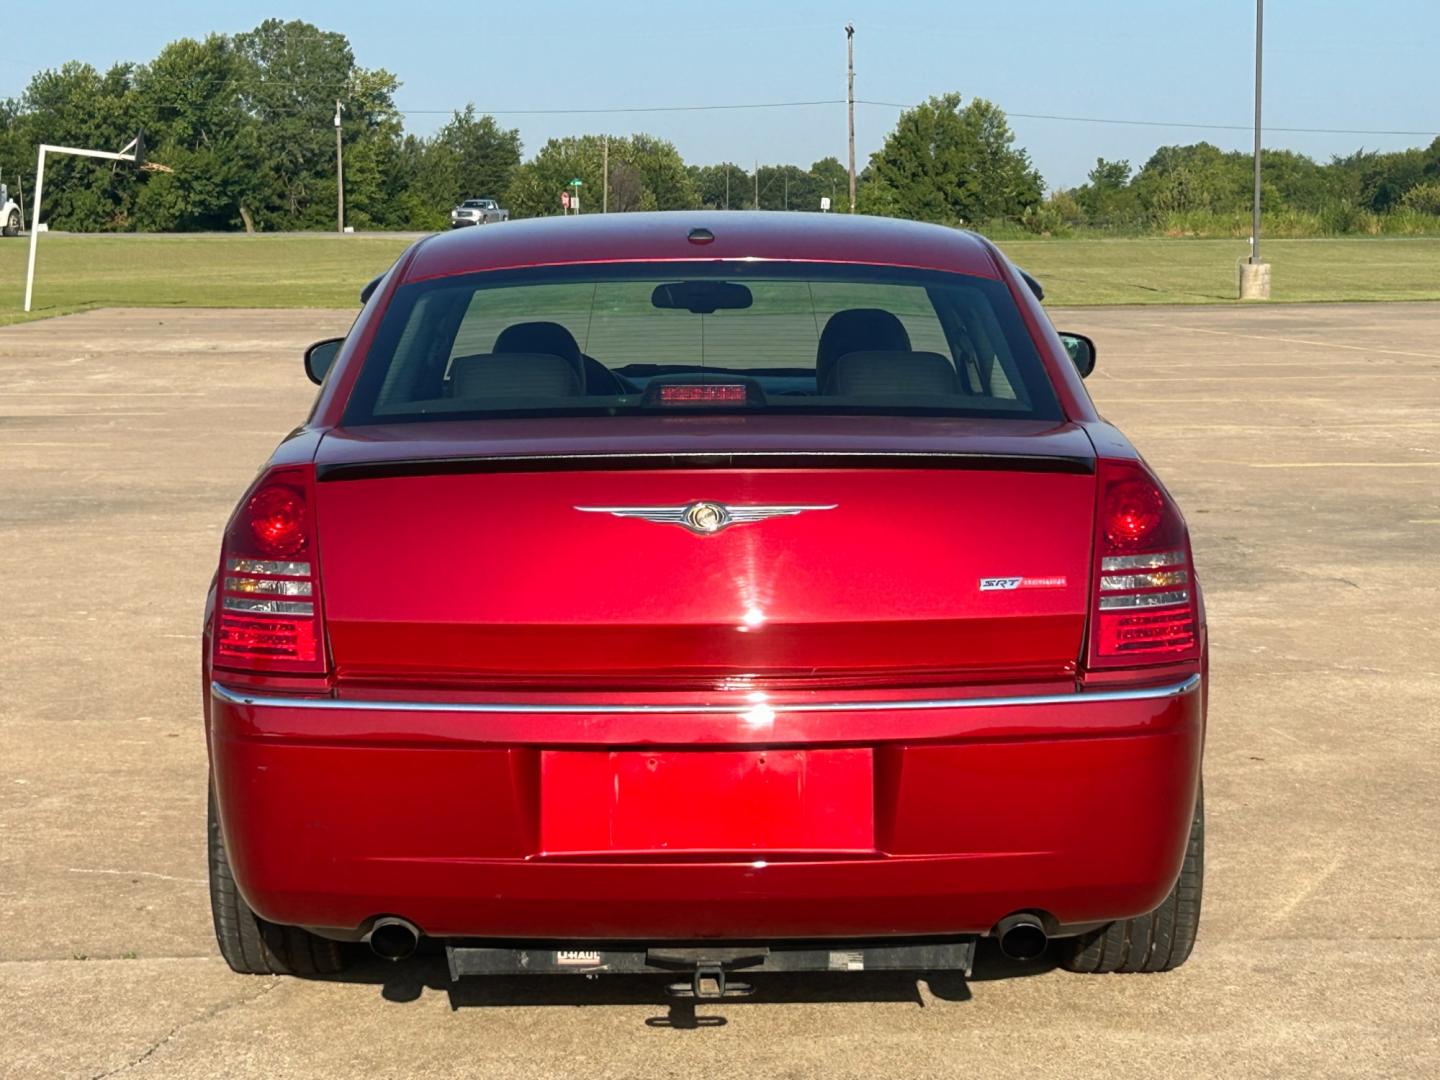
{"left": 335, "top": 100, "right": 345, "bottom": 234}
{"left": 1239, "top": 0, "right": 1271, "bottom": 298}
{"left": 1250, "top": 0, "right": 1263, "bottom": 265}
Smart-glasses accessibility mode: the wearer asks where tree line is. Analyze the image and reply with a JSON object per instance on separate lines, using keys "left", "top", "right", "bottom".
{"left": 2, "top": 19, "right": 1437, "bottom": 237}
{"left": 1042, "top": 139, "right": 1440, "bottom": 237}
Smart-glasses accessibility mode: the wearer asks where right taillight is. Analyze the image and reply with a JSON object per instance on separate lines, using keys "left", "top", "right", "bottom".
{"left": 213, "top": 465, "right": 327, "bottom": 675}
{"left": 1087, "top": 458, "right": 1200, "bottom": 668}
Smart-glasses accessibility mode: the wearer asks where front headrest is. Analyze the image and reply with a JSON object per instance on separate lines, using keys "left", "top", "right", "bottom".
{"left": 821, "top": 350, "right": 961, "bottom": 398}
{"left": 816, "top": 309, "right": 912, "bottom": 385}
{"left": 494, "top": 321, "right": 582, "bottom": 364}
{"left": 449, "top": 352, "right": 585, "bottom": 401}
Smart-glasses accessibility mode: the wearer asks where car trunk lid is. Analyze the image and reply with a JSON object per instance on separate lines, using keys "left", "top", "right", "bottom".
{"left": 312, "top": 417, "right": 1096, "bottom": 690}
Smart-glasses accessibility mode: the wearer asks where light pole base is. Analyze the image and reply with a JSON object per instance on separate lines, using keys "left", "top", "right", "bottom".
{"left": 1239, "top": 260, "right": 1271, "bottom": 300}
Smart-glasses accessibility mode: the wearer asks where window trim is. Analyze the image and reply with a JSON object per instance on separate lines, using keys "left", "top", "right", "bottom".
{"left": 342, "top": 262, "right": 1063, "bottom": 427}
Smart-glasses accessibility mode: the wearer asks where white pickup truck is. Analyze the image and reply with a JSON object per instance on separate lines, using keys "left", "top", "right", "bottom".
{"left": 449, "top": 198, "right": 508, "bottom": 228}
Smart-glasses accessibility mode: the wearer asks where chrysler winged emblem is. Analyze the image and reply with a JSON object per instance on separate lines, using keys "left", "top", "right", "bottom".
{"left": 575, "top": 501, "right": 837, "bottom": 536}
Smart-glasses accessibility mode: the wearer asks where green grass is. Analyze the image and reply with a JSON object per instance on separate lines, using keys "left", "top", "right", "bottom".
{"left": 0, "top": 234, "right": 411, "bottom": 325}
{"left": 3, "top": 233, "right": 1440, "bottom": 324}
{"left": 994, "top": 237, "right": 1440, "bottom": 306}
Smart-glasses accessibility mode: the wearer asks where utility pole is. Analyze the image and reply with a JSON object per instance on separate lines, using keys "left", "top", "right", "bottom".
{"left": 754, "top": 160, "right": 759, "bottom": 210}
{"left": 725, "top": 165, "right": 730, "bottom": 210}
{"left": 602, "top": 136, "right": 609, "bottom": 213}
{"left": 846, "top": 23, "right": 856, "bottom": 213}
{"left": 1240, "top": 0, "right": 1270, "bottom": 298}
{"left": 334, "top": 100, "right": 345, "bottom": 234}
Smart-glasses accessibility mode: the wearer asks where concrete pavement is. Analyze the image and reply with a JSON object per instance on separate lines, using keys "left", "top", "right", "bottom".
{"left": 1, "top": 304, "right": 1436, "bottom": 1078}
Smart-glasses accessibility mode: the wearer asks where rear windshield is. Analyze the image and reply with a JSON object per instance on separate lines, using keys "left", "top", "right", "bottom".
{"left": 343, "top": 262, "right": 1061, "bottom": 425}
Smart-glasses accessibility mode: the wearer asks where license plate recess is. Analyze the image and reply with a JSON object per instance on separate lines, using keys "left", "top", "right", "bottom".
{"left": 539, "top": 748, "right": 874, "bottom": 854}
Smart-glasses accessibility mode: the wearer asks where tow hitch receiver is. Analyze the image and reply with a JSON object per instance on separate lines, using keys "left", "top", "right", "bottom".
{"left": 647, "top": 947, "right": 766, "bottom": 999}
{"left": 446, "top": 940, "right": 975, "bottom": 997}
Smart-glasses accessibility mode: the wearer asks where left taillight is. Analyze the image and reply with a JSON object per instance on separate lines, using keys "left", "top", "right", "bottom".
{"left": 1086, "top": 458, "right": 1202, "bottom": 669}
{"left": 213, "top": 464, "right": 327, "bottom": 675}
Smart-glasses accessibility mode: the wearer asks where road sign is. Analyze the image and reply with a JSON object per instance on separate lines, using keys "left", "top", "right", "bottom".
{"left": 820, "top": 196, "right": 832, "bottom": 212}
{"left": 569, "top": 178, "right": 583, "bottom": 187}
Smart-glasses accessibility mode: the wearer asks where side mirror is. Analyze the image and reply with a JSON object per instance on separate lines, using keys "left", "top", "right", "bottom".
{"left": 1058, "top": 332, "right": 1096, "bottom": 378}
{"left": 304, "top": 338, "right": 344, "bottom": 385}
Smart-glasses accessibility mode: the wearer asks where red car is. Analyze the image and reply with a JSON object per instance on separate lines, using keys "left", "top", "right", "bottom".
{"left": 205, "top": 212, "right": 1205, "bottom": 993}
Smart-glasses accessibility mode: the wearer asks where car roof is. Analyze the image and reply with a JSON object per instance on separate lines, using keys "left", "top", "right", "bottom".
{"left": 404, "top": 211, "right": 1001, "bottom": 283}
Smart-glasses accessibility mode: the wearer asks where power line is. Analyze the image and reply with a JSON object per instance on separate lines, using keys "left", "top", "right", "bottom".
{"left": 394, "top": 96, "right": 1437, "bottom": 138}
{"left": 393, "top": 99, "right": 849, "bottom": 116}
{"left": 855, "top": 100, "right": 1436, "bottom": 138}
{"left": 13, "top": 78, "right": 1436, "bottom": 139}
{"left": 1008, "top": 110, "right": 1437, "bottom": 138}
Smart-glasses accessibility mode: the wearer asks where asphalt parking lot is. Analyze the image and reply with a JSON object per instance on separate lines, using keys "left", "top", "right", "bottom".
{"left": 2, "top": 302, "right": 1437, "bottom": 1079}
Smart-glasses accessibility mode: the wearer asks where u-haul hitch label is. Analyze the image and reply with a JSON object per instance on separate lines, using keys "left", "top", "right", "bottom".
{"left": 554, "top": 950, "right": 603, "bottom": 966}
{"left": 547, "top": 950, "right": 599, "bottom": 967}
{"left": 980, "top": 576, "right": 1068, "bottom": 591}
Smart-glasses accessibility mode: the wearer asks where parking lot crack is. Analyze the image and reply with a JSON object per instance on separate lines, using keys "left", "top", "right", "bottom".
{"left": 88, "top": 980, "right": 280, "bottom": 1079}
{"left": 67, "top": 867, "right": 207, "bottom": 886}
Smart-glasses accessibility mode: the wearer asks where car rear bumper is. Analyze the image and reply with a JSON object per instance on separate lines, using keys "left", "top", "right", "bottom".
{"left": 208, "top": 676, "right": 1203, "bottom": 941}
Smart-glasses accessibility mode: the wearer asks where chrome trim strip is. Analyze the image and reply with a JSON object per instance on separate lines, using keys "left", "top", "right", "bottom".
{"left": 212, "top": 675, "right": 1200, "bottom": 716}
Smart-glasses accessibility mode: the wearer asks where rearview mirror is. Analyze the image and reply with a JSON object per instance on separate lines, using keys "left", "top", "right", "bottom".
{"left": 304, "top": 338, "right": 344, "bottom": 385}
{"left": 651, "top": 280, "right": 753, "bottom": 314}
{"left": 1058, "top": 332, "right": 1096, "bottom": 378}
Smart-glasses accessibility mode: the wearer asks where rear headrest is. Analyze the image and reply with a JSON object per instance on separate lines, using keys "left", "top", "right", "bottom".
{"left": 821, "top": 350, "right": 961, "bottom": 398}
{"left": 449, "top": 352, "right": 584, "bottom": 401}
{"left": 816, "top": 309, "right": 912, "bottom": 386}
{"left": 494, "top": 321, "right": 582, "bottom": 364}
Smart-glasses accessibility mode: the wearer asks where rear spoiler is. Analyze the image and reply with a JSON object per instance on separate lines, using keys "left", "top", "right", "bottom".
{"left": 316, "top": 451, "right": 1095, "bottom": 483}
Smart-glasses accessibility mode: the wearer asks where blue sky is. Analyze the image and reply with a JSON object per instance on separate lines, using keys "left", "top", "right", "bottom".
{"left": 5, "top": 0, "right": 1436, "bottom": 188}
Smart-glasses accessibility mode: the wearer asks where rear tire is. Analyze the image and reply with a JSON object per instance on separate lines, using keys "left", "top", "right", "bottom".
{"left": 4, "top": 210, "right": 19, "bottom": 237}
{"left": 208, "top": 786, "right": 347, "bottom": 976}
{"left": 1060, "top": 787, "right": 1204, "bottom": 974}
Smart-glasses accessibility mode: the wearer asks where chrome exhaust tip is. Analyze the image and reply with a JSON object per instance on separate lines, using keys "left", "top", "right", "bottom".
{"left": 995, "top": 914, "right": 1048, "bottom": 961}
{"left": 367, "top": 917, "right": 420, "bottom": 961}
